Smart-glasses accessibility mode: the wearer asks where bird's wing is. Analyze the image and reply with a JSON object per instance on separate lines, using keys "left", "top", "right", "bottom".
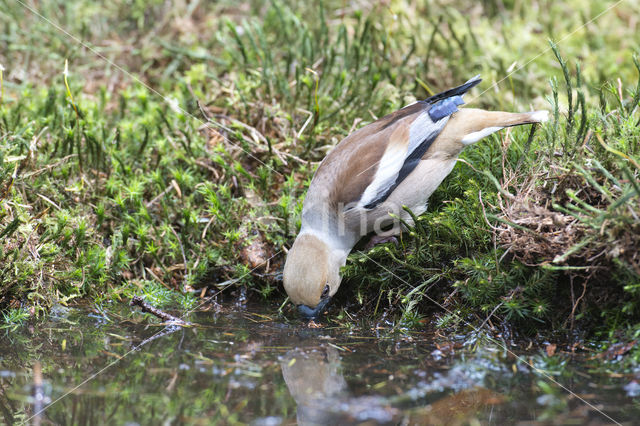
{"left": 305, "top": 76, "right": 481, "bottom": 216}
{"left": 356, "top": 75, "right": 482, "bottom": 209}
{"left": 356, "top": 108, "right": 447, "bottom": 209}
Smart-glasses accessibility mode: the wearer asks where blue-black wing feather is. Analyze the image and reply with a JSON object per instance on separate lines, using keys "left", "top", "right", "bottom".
{"left": 423, "top": 76, "right": 482, "bottom": 104}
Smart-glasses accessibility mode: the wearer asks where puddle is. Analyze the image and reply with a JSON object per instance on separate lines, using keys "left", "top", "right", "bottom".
{"left": 0, "top": 303, "right": 638, "bottom": 425}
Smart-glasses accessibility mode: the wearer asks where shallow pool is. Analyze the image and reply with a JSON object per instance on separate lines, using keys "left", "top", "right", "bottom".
{"left": 0, "top": 302, "right": 637, "bottom": 425}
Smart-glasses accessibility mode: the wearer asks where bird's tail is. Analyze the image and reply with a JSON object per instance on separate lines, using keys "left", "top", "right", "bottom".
{"left": 446, "top": 108, "right": 549, "bottom": 145}
{"left": 424, "top": 75, "right": 482, "bottom": 104}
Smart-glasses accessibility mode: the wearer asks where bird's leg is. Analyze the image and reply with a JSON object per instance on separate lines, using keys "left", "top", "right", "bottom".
{"left": 365, "top": 234, "right": 399, "bottom": 250}
{"left": 365, "top": 228, "right": 401, "bottom": 249}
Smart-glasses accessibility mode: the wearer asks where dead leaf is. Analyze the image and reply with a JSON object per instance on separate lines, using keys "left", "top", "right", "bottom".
{"left": 240, "top": 237, "right": 268, "bottom": 270}
{"left": 170, "top": 179, "right": 182, "bottom": 198}
{"left": 546, "top": 343, "right": 557, "bottom": 357}
{"left": 307, "top": 320, "right": 323, "bottom": 328}
{"left": 599, "top": 340, "right": 637, "bottom": 360}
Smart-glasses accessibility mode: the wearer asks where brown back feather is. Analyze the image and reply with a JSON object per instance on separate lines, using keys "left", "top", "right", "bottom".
{"left": 309, "top": 103, "right": 427, "bottom": 210}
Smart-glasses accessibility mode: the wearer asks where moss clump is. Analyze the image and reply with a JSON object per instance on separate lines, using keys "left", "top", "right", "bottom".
{"left": 0, "top": 0, "right": 639, "bottom": 351}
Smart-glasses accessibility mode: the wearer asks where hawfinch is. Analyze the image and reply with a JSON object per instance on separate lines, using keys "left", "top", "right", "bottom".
{"left": 283, "top": 76, "right": 548, "bottom": 318}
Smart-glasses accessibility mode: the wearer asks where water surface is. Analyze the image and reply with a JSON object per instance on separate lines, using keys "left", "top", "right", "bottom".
{"left": 0, "top": 302, "right": 638, "bottom": 425}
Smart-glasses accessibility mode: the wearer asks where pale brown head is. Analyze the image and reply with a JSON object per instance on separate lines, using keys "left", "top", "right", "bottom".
{"left": 283, "top": 233, "right": 342, "bottom": 318}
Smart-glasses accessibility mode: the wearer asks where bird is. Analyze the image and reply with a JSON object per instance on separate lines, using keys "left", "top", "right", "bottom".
{"left": 283, "top": 75, "right": 548, "bottom": 318}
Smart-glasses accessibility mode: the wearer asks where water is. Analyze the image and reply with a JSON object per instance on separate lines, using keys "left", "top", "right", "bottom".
{"left": 0, "top": 302, "right": 638, "bottom": 425}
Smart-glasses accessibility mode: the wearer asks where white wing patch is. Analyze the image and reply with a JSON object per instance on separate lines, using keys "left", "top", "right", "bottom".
{"left": 356, "top": 111, "right": 449, "bottom": 209}
{"left": 409, "top": 110, "right": 448, "bottom": 153}
{"left": 460, "top": 126, "right": 503, "bottom": 145}
{"left": 357, "top": 141, "right": 407, "bottom": 208}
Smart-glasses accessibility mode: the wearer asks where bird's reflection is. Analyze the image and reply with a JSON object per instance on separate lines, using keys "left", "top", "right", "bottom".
{"left": 280, "top": 345, "right": 507, "bottom": 425}
{"left": 280, "top": 346, "right": 397, "bottom": 425}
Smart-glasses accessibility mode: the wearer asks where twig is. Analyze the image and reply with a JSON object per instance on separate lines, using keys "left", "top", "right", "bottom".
{"left": 130, "top": 296, "right": 191, "bottom": 326}
{"left": 36, "top": 193, "right": 62, "bottom": 211}
{"left": 514, "top": 123, "right": 538, "bottom": 172}
{"left": 569, "top": 276, "right": 588, "bottom": 330}
{"left": 193, "top": 159, "right": 220, "bottom": 179}
{"left": 23, "top": 154, "right": 77, "bottom": 178}
{"left": 169, "top": 226, "right": 189, "bottom": 279}
{"left": 478, "top": 301, "right": 504, "bottom": 332}
{"left": 145, "top": 185, "right": 174, "bottom": 209}
{"left": 132, "top": 325, "right": 182, "bottom": 351}
{"left": 144, "top": 267, "right": 170, "bottom": 289}
{"left": 201, "top": 215, "right": 216, "bottom": 240}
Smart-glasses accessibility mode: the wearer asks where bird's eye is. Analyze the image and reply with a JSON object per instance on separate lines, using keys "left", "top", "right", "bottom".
{"left": 321, "top": 284, "right": 330, "bottom": 298}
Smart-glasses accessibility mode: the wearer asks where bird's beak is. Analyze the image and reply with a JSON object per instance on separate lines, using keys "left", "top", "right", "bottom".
{"left": 297, "top": 296, "right": 331, "bottom": 319}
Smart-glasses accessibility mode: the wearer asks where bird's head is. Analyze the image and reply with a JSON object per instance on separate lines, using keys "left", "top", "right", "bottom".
{"left": 283, "top": 233, "right": 342, "bottom": 319}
